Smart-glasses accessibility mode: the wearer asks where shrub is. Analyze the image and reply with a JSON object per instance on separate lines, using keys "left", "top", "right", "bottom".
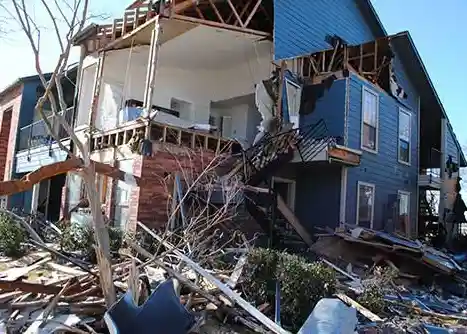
{"left": 243, "top": 248, "right": 336, "bottom": 331}
{"left": 60, "top": 223, "right": 123, "bottom": 261}
{"left": 0, "top": 213, "right": 27, "bottom": 257}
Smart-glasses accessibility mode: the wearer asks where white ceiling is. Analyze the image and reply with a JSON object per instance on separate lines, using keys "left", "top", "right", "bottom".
{"left": 158, "top": 25, "right": 272, "bottom": 70}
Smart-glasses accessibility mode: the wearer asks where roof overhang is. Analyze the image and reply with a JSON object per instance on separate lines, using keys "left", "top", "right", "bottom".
{"left": 390, "top": 32, "right": 466, "bottom": 167}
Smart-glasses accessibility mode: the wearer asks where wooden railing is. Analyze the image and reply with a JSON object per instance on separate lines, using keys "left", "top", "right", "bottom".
{"left": 90, "top": 119, "right": 235, "bottom": 155}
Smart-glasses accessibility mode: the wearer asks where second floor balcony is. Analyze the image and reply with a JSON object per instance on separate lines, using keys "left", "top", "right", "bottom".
{"left": 15, "top": 107, "right": 74, "bottom": 174}
{"left": 17, "top": 107, "right": 74, "bottom": 153}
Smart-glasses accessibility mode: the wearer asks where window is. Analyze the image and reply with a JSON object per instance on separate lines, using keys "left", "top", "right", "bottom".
{"left": 357, "top": 182, "right": 375, "bottom": 228}
{"left": 398, "top": 109, "right": 411, "bottom": 164}
{"left": 285, "top": 79, "right": 302, "bottom": 128}
{"left": 397, "top": 191, "right": 410, "bottom": 236}
{"left": 361, "top": 87, "right": 379, "bottom": 152}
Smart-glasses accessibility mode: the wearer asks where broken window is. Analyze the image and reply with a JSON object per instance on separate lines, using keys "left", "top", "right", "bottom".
{"left": 361, "top": 87, "right": 379, "bottom": 152}
{"left": 398, "top": 109, "right": 411, "bottom": 164}
{"left": 357, "top": 182, "right": 375, "bottom": 228}
{"left": 397, "top": 191, "right": 410, "bottom": 235}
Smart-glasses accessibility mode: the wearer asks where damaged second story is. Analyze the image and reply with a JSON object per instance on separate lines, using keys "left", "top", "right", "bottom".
{"left": 68, "top": 0, "right": 466, "bottom": 244}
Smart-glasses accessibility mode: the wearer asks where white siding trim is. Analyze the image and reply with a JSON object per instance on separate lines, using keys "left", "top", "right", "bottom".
{"left": 356, "top": 181, "right": 375, "bottom": 229}
{"left": 360, "top": 85, "right": 379, "bottom": 154}
{"left": 339, "top": 167, "right": 348, "bottom": 227}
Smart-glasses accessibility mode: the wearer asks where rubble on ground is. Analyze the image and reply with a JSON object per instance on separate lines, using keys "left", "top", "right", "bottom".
{"left": 3, "top": 195, "right": 467, "bottom": 333}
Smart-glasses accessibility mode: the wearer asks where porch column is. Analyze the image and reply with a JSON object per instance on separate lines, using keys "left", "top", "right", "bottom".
{"left": 439, "top": 117, "right": 448, "bottom": 228}
{"left": 88, "top": 52, "right": 106, "bottom": 128}
{"left": 143, "top": 16, "right": 162, "bottom": 117}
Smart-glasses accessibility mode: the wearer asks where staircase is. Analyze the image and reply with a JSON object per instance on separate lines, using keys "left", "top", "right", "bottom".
{"left": 238, "top": 120, "right": 335, "bottom": 252}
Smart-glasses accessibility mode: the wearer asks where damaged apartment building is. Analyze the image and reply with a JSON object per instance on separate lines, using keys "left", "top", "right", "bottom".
{"left": 0, "top": 69, "right": 77, "bottom": 221}
{"left": 64, "top": 0, "right": 465, "bottom": 245}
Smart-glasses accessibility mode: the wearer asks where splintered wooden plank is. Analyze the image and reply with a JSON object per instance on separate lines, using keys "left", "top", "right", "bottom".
{"left": 276, "top": 194, "right": 314, "bottom": 246}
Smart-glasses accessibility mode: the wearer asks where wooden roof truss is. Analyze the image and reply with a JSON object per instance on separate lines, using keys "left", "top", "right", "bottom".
{"left": 291, "top": 36, "right": 396, "bottom": 96}
{"left": 84, "top": 0, "right": 272, "bottom": 54}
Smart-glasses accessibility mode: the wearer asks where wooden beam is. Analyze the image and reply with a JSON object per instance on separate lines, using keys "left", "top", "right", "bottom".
{"left": 207, "top": 0, "right": 225, "bottom": 23}
{"left": 243, "top": 0, "right": 262, "bottom": 28}
{"left": 170, "top": 14, "right": 270, "bottom": 37}
{"left": 0, "top": 158, "right": 82, "bottom": 196}
{"left": 276, "top": 195, "right": 313, "bottom": 246}
{"left": 0, "top": 158, "right": 140, "bottom": 197}
{"left": 226, "top": 0, "right": 244, "bottom": 27}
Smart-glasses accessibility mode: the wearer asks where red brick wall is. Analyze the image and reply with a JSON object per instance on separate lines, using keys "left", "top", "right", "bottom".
{"left": 128, "top": 145, "right": 216, "bottom": 231}
{"left": 1, "top": 84, "right": 22, "bottom": 183}
{"left": 0, "top": 108, "right": 12, "bottom": 180}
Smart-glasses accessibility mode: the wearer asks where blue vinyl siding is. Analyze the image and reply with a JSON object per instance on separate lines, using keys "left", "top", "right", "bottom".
{"left": 445, "top": 124, "right": 459, "bottom": 164}
{"left": 300, "top": 79, "right": 346, "bottom": 142}
{"left": 274, "top": 0, "right": 380, "bottom": 59}
{"left": 295, "top": 164, "right": 342, "bottom": 234}
{"left": 345, "top": 67, "right": 419, "bottom": 232}
{"left": 9, "top": 80, "right": 41, "bottom": 210}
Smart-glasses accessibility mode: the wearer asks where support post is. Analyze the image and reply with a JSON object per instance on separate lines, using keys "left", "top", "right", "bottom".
{"left": 142, "top": 16, "right": 162, "bottom": 139}
{"left": 143, "top": 16, "right": 162, "bottom": 137}
{"left": 89, "top": 52, "right": 106, "bottom": 129}
{"left": 439, "top": 117, "right": 447, "bottom": 229}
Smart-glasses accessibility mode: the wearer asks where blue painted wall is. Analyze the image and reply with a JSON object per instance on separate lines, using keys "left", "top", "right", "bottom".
{"left": 273, "top": 0, "right": 381, "bottom": 59}
{"left": 445, "top": 123, "right": 459, "bottom": 164}
{"left": 8, "top": 80, "right": 42, "bottom": 210}
{"left": 295, "top": 164, "right": 342, "bottom": 234}
{"left": 345, "top": 59, "right": 419, "bottom": 232}
{"left": 300, "top": 79, "right": 346, "bottom": 144}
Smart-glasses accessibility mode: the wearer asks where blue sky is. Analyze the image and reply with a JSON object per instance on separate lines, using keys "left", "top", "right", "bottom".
{"left": 0, "top": 0, "right": 465, "bottom": 148}
{"left": 370, "top": 0, "right": 467, "bottom": 148}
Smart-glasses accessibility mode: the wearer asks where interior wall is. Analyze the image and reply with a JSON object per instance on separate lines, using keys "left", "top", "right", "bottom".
{"left": 85, "top": 37, "right": 272, "bottom": 131}
{"left": 210, "top": 94, "right": 261, "bottom": 145}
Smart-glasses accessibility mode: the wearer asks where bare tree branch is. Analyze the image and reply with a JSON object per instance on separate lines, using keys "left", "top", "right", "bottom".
{"left": 7, "top": 0, "right": 116, "bottom": 306}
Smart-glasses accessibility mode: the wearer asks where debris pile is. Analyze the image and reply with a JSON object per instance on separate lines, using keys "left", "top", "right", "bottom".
{"left": 4, "top": 168, "right": 467, "bottom": 333}
{"left": 313, "top": 225, "right": 467, "bottom": 333}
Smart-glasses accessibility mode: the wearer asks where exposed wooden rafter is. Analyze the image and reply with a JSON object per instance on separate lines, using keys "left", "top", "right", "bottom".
{"left": 82, "top": 0, "right": 272, "bottom": 53}
{"left": 290, "top": 35, "right": 399, "bottom": 97}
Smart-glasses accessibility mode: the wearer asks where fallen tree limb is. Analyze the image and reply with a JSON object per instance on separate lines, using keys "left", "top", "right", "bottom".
{"left": 137, "top": 222, "right": 291, "bottom": 334}
{"left": 0, "top": 158, "right": 141, "bottom": 197}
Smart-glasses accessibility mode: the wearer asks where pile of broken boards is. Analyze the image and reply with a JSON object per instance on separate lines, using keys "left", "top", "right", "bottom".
{"left": 313, "top": 226, "right": 467, "bottom": 333}
{"left": 0, "top": 220, "right": 290, "bottom": 334}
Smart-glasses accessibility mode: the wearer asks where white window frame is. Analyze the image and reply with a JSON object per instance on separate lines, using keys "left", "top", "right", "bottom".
{"left": 356, "top": 181, "right": 375, "bottom": 228}
{"left": 397, "top": 190, "right": 410, "bottom": 235}
{"left": 398, "top": 108, "right": 411, "bottom": 165}
{"left": 271, "top": 176, "right": 296, "bottom": 211}
{"left": 360, "top": 86, "right": 379, "bottom": 154}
